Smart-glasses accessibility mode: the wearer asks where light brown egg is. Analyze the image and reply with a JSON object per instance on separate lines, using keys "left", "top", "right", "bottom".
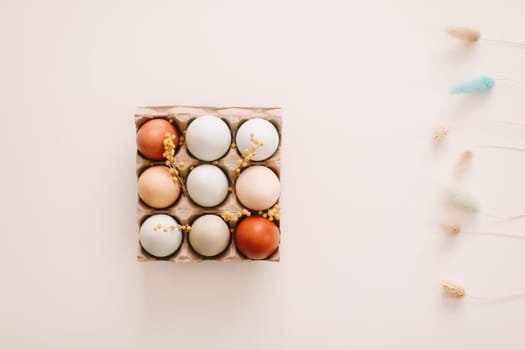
{"left": 138, "top": 166, "right": 181, "bottom": 208}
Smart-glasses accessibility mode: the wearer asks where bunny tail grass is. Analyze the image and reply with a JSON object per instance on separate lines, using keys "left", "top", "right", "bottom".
{"left": 445, "top": 187, "right": 480, "bottom": 213}
{"left": 447, "top": 27, "right": 481, "bottom": 42}
{"left": 442, "top": 282, "right": 466, "bottom": 297}
{"left": 432, "top": 125, "right": 449, "bottom": 143}
{"left": 451, "top": 76, "right": 495, "bottom": 94}
{"left": 440, "top": 222, "right": 461, "bottom": 234}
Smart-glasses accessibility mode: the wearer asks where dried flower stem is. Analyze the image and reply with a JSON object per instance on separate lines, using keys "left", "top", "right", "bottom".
{"left": 440, "top": 222, "right": 525, "bottom": 240}
{"left": 442, "top": 281, "right": 525, "bottom": 302}
{"left": 163, "top": 132, "right": 187, "bottom": 193}
{"left": 447, "top": 26, "right": 525, "bottom": 47}
{"left": 153, "top": 222, "right": 191, "bottom": 233}
{"left": 235, "top": 133, "right": 264, "bottom": 176}
{"left": 222, "top": 205, "right": 280, "bottom": 224}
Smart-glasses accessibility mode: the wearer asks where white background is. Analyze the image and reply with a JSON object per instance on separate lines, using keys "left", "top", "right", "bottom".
{"left": 1, "top": 0, "right": 525, "bottom": 348}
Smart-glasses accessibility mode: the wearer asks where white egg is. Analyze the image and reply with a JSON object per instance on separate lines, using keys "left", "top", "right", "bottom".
{"left": 186, "top": 164, "right": 229, "bottom": 207}
{"left": 189, "top": 214, "right": 230, "bottom": 257}
{"left": 139, "top": 214, "right": 182, "bottom": 257}
{"left": 186, "top": 115, "right": 232, "bottom": 161}
{"left": 236, "top": 118, "right": 279, "bottom": 161}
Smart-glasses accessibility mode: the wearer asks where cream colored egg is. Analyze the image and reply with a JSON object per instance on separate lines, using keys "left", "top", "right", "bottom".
{"left": 140, "top": 214, "right": 182, "bottom": 257}
{"left": 235, "top": 165, "right": 280, "bottom": 210}
{"left": 189, "top": 214, "right": 230, "bottom": 257}
{"left": 236, "top": 118, "right": 279, "bottom": 161}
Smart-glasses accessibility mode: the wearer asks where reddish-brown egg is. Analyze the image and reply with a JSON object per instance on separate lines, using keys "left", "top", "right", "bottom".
{"left": 234, "top": 215, "right": 279, "bottom": 260}
{"left": 136, "top": 119, "right": 178, "bottom": 160}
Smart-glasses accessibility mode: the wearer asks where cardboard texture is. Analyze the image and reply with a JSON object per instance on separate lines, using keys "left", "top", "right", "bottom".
{"left": 135, "top": 105, "right": 281, "bottom": 262}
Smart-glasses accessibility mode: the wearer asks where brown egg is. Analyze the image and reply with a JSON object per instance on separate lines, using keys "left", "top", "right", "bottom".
{"left": 136, "top": 119, "right": 178, "bottom": 160}
{"left": 138, "top": 166, "right": 181, "bottom": 208}
{"left": 234, "top": 215, "right": 279, "bottom": 260}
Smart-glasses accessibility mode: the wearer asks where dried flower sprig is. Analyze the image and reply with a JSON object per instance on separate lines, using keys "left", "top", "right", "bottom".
{"left": 257, "top": 204, "right": 281, "bottom": 221}
{"left": 447, "top": 26, "right": 525, "bottom": 47}
{"left": 442, "top": 282, "right": 465, "bottom": 297}
{"left": 432, "top": 120, "right": 525, "bottom": 145}
{"left": 235, "top": 133, "right": 264, "bottom": 176}
{"left": 153, "top": 222, "right": 178, "bottom": 233}
{"left": 221, "top": 205, "right": 280, "bottom": 223}
{"left": 451, "top": 76, "right": 525, "bottom": 94}
{"left": 162, "top": 132, "right": 188, "bottom": 192}
{"left": 445, "top": 186, "right": 525, "bottom": 221}
{"left": 440, "top": 222, "right": 525, "bottom": 240}
{"left": 163, "top": 132, "right": 179, "bottom": 182}
{"left": 177, "top": 224, "right": 191, "bottom": 232}
{"left": 432, "top": 125, "right": 449, "bottom": 144}
{"left": 454, "top": 145, "right": 525, "bottom": 172}
{"left": 445, "top": 187, "right": 480, "bottom": 213}
{"left": 266, "top": 204, "right": 280, "bottom": 221}
{"left": 152, "top": 222, "right": 191, "bottom": 233}
{"left": 456, "top": 150, "right": 473, "bottom": 170}
{"left": 440, "top": 222, "right": 461, "bottom": 235}
{"left": 442, "top": 281, "right": 525, "bottom": 302}
{"left": 221, "top": 209, "right": 251, "bottom": 223}
{"left": 447, "top": 27, "right": 480, "bottom": 43}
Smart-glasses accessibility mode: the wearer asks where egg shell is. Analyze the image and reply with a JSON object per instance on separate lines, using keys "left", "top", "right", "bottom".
{"left": 234, "top": 215, "right": 279, "bottom": 260}
{"left": 186, "top": 164, "right": 229, "bottom": 207}
{"left": 189, "top": 214, "right": 231, "bottom": 257}
{"left": 185, "top": 115, "right": 232, "bottom": 161}
{"left": 138, "top": 166, "right": 181, "bottom": 208}
{"left": 136, "top": 119, "right": 178, "bottom": 160}
{"left": 235, "top": 165, "right": 280, "bottom": 211}
{"left": 236, "top": 118, "right": 279, "bottom": 161}
{"left": 140, "top": 214, "right": 182, "bottom": 257}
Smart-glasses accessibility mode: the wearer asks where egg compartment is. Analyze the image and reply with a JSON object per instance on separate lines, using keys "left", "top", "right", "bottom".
{"left": 135, "top": 105, "right": 281, "bottom": 262}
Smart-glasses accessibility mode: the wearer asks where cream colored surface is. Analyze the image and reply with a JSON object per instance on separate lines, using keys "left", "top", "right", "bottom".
{"left": 1, "top": 0, "right": 525, "bottom": 349}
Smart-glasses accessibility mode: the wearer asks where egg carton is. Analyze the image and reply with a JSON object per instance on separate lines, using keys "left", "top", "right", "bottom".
{"left": 135, "top": 105, "right": 282, "bottom": 262}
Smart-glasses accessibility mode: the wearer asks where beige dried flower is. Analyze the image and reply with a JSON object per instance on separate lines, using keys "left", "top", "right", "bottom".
{"left": 433, "top": 125, "right": 449, "bottom": 143}
{"left": 457, "top": 149, "right": 473, "bottom": 169}
{"left": 442, "top": 282, "right": 465, "bottom": 297}
{"left": 440, "top": 222, "right": 461, "bottom": 235}
{"left": 447, "top": 27, "right": 481, "bottom": 43}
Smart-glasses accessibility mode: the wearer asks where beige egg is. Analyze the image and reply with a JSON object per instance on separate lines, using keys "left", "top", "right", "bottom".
{"left": 189, "top": 214, "right": 230, "bottom": 257}
{"left": 235, "top": 165, "right": 280, "bottom": 210}
{"left": 138, "top": 166, "right": 181, "bottom": 208}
